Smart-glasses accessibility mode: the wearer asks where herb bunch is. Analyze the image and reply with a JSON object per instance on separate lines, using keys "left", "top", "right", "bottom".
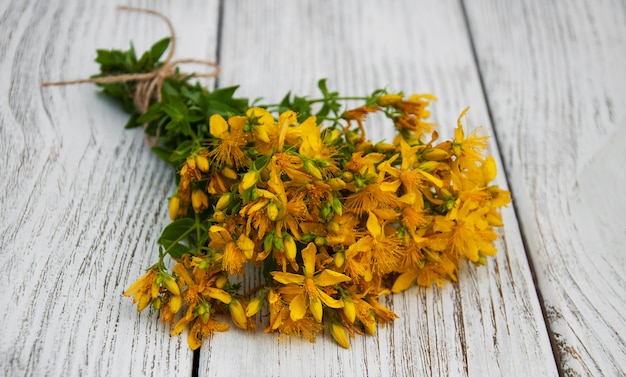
{"left": 103, "top": 38, "right": 510, "bottom": 349}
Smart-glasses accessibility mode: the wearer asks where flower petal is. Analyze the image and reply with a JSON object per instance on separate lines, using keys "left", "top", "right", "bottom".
{"left": 391, "top": 269, "right": 420, "bottom": 293}
{"left": 317, "top": 289, "right": 344, "bottom": 309}
{"left": 210, "top": 114, "right": 229, "bottom": 138}
{"left": 289, "top": 293, "right": 307, "bottom": 321}
{"left": 301, "top": 242, "right": 317, "bottom": 277}
{"left": 271, "top": 271, "right": 305, "bottom": 285}
{"left": 314, "top": 269, "right": 351, "bottom": 286}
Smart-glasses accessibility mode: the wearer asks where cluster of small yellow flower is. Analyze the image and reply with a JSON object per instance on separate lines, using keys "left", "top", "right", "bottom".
{"left": 124, "top": 93, "right": 510, "bottom": 349}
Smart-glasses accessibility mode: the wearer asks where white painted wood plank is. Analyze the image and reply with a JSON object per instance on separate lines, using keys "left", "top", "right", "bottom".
{"left": 198, "top": 1, "right": 558, "bottom": 376}
{"left": 0, "top": 1, "right": 219, "bottom": 376}
{"left": 465, "top": 0, "right": 626, "bottom": 375}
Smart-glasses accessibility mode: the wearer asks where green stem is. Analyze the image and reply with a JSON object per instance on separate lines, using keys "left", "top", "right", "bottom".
{"left": 262, "top": 96, "right": 370, "bottom": 109}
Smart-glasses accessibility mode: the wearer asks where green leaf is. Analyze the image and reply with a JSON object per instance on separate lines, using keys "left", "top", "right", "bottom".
{"left": 253, "top": 154, "right": 271, "bottom": 171}
{"left": 159, "top": 218, "right": 195, "bottom": 242}
{"left": 160, "top": 240, "right": 191, "bottom": 259}
{"left": 151, "top": 146, "right": 173, "bottom": 163}
{"left": 158, "top": 217, "right": 196, "bottom": 258}
{"left": 150, "top": 37, "right": 171, "bottom": 61}
{"left": 318, "top": 78, "right": 330, "bottom": 97}
{"left": 136, "top": 103, "right": 164, "bottom": 124}
{"left": 124, "top": 112, "right": 141, "bottom": 129}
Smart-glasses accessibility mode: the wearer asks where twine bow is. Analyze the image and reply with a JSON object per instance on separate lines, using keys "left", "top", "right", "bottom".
{"left": 41, "top": 6, "right": 220, "bottom": 146}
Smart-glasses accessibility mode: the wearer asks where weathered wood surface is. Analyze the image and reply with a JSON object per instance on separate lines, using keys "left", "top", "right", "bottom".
{"left": 465, "top": 1, "right": 626, "bottom": 375}
{"left": 0, "top": 1, "right": 219, "bottom": 376}
{"left": 1, "top": 0, "right": 624, "bottom": 376}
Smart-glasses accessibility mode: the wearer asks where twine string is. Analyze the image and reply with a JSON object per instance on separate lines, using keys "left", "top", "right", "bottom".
{"left": 41, "top": 5, "right": 220, "bottom": 146}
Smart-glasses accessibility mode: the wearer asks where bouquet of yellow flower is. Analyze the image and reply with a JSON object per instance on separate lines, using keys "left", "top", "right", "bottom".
{"left": 47, "top": 8, "right": 509, "bottom": 350}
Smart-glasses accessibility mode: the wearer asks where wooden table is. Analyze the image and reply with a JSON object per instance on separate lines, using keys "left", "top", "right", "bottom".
{"left": 2, "top": 1, "right": 625, "bottom": 376}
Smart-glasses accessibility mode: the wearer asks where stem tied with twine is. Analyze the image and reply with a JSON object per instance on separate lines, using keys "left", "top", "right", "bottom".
{"left": 41, "top": 5, "right": 220, "bottom": 147}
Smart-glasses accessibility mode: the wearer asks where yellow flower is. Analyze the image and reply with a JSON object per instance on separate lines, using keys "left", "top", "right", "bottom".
{"left": 188, "top": 317, "right": 229, "bottom": 350}
{"left": 271, "top": 243, "right": 350, "bottom": 322}
{"left": 208, "top": 114, "right": 250, "bottom": 169}
{"left": 124, "top": 268, "right": 158, "bottom": 312}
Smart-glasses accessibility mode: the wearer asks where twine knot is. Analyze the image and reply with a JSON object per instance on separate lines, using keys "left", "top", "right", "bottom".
{"left": 42, "top": 6, "right": 220, "bottom": 146}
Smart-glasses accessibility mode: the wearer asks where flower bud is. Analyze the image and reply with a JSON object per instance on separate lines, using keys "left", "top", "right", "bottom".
{"left": 169, "top": 195, "right": 181, "bottom": 220}
{"left": 377, "top": 93, "right": 403, "bottom": 106}
{"left": 245, "top": 297, "right": 264, "bottom": 317}
{"left": 152, "top": 297, "right": 162, "bottom": 311}
{"left": 375, "top": 142, "right": 396, "bottom": 153}
{"left": 327, "top": 178, "right": 346, "bottom": 190}
{"left": 163, "top": 276, "right": 181, "bottom": 296}
{"left": 229, "top": 299, "right": 248, "bottom": 330}
{"left": 266, "top": 202, "right": 279, "bottom": 221}
{"left": 216, "top": 193, "right": 231, "bottom": 210}
{"left": 329, "top": 321, "right": 350, "bottom": 349}
{"left": 283, "top": 234, "right": 297, "bottom": 261}
{"left": 417, "top": 161, "right": 439, "bottom": 172}
{"left": 221, "top": 166, "right": 238, "bottom": 180}
{"left": 237, "top": 234, "right": 255, "bottom": 259}
{"left": 332, "top": 198, "right": 343, "bottom": 216}
{"left": 334, "top": 251, "right": 345, "bottom": 268}
{"left": 254, "top": 126, "right": 271, "bottom": 143}
{"left": 195, "top": 155, "right": 210, "bottom": 172}
{"left": 241, "top": 170, "right": 258, "bottom": 190}
{"left": 342, "top": 171, "right": 354, "bottom": 182}
{"left": 422, "top": 148, "right": 449, "bottom": 161}
{"left": 309, "top": 297, "right": 323, "bottom": 322}
{"left": 327, "top": 221, "right": 340, "bottom": 234}
{"left": 304, "top": 160, "right": 323, "bottom": 180}
{"left": 191, "top": 189, "right": 209, "bottom": 213}
{"left": 137, "top": 294, "right": 151, "bottom": 312}
{"left": 314, "top": 236, "right": 326, "bottom": 247}
{"left": 169, "top": 294, "right": 182, "bottom": 313}
{"left": 343, "top": 299, "right": 356, "bottom": 323}
{"left": 213, "top": 211, "right": 226, "bottom": 223}
{"left": 215, "top": 274, "right": 228, "bottom": 289}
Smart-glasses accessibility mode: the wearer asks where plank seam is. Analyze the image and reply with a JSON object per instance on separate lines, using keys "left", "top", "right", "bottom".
{"left": 458, "top": 1, "right": 564, "bottom": 376}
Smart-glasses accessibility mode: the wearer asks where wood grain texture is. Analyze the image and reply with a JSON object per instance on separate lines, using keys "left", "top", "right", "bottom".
{"left": 464, "top": 0, "right": 626, "bottom": 375}
{"left": 0, "top": 0, "right": 219, "bottom": 376}
{"left": 198, "top": 1, "right": 558, "bottom": 375}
